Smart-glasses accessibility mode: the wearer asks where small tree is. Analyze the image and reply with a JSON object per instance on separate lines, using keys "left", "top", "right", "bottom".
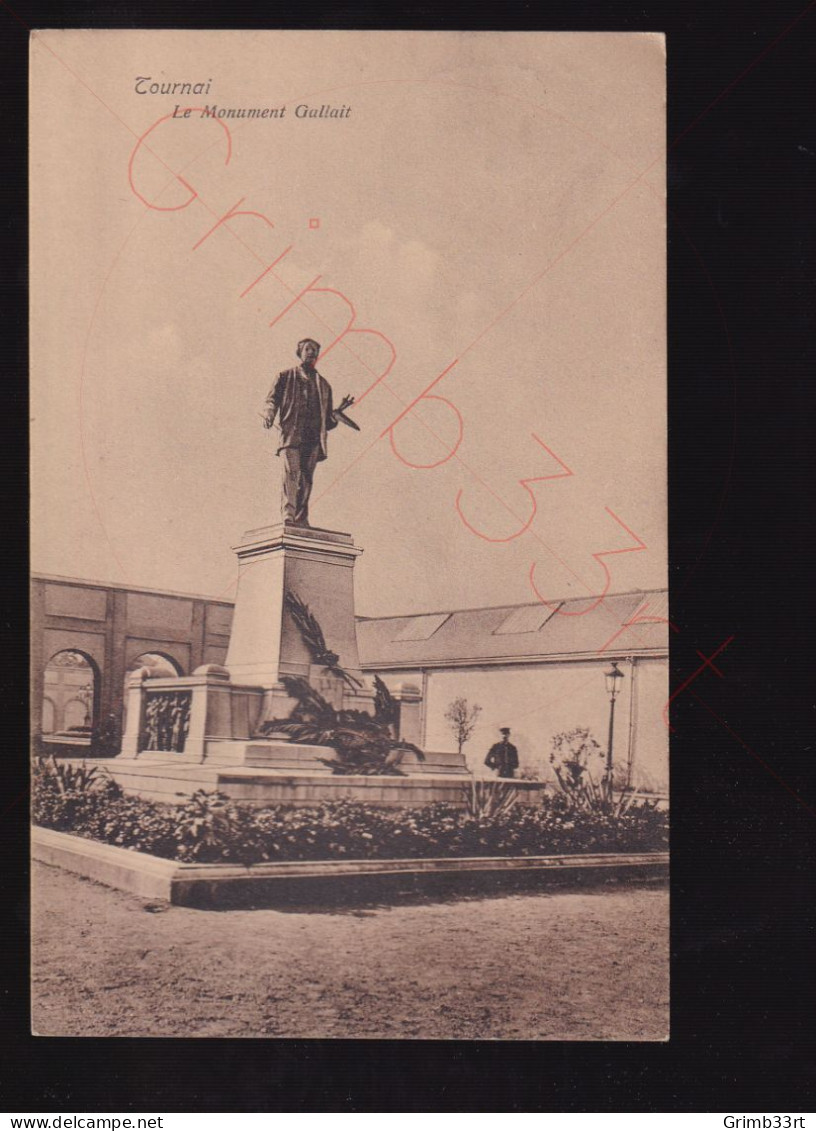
{"left": 444, "top": 697, "right": 482, "bottom": 756}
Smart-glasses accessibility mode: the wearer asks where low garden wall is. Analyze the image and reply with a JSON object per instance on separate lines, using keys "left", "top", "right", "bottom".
{"left": 32, "top": 826, "right": 668, "bottom": 909}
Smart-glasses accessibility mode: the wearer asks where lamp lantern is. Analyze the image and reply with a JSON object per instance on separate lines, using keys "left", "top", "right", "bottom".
{"left": 605, "top": 661, "right": 624, "bottom": 701}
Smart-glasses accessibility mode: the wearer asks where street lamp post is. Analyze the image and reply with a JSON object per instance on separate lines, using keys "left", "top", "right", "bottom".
{"left": 604, "top": 661, "right": 625, "bottom": 802}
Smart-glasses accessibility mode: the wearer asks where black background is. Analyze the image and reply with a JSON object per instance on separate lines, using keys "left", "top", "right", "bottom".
{"left": 1, "top": 0, "right": 815, "bottom": 1112}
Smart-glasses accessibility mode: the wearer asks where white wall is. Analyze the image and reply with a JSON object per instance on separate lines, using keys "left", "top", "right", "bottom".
{"left": 401, "top": 657, "right": 668, "bottom": 791}
{"left": 628, "top": 659, "right": 670, "bottom": 792}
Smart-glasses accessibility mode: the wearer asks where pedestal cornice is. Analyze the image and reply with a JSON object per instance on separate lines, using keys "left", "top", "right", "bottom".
{"left": 232, "top": 523, "right": 363, "bottom": 562}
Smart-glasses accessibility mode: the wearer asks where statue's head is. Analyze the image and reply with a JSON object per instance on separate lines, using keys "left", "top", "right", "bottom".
{"left": 296, "top": 338, "right": 321, "bottom": 365}
{"left": 500, "top": 727, "right": 511, "bottom": 736}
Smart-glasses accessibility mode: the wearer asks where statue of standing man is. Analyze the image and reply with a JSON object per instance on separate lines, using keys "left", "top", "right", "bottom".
{"left": 263, "top": 339, "right": 357, "bottom": 527}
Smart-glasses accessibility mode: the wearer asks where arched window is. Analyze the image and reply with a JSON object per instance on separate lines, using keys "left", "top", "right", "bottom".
{"left": 126, "top": 652, "right": 184, "bottom": 679}
{"left": 42, "top": 650, "right": 99, "bottom": 739}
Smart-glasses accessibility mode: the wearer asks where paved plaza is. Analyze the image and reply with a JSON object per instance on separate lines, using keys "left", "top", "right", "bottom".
{"left": 32, "top": 862, "right": 669, "bottom": 1040}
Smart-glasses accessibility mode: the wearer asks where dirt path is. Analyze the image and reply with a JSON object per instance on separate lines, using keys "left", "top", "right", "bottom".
{"left": 32, "top": 862, "right": 668, "bottom": 1039}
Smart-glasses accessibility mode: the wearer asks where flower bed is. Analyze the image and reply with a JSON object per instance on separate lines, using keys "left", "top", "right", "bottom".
{"left": 32, "top": 758, "right": 668, "bottom": 866}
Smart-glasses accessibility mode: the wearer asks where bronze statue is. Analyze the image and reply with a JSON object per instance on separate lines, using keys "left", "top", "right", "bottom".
{"left": 263, "top": 339, "right": 358, "bottom": 526}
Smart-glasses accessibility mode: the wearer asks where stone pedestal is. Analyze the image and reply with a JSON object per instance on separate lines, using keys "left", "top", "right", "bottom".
{"left": 120, "top": 523, "right": 374, "bottom": 766}
{"left": 225, "top": 523, "right": 363, "bottom": 689}
{"left": 114, "top": 521, "right": 470, "bottom": 796}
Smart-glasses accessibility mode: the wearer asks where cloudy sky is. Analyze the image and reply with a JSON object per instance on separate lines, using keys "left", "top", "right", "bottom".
{"left": 31, "top": 30, "right": 666, "bottom": 617}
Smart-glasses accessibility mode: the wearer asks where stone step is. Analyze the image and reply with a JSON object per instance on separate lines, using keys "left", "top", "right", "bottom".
{"left": 400, "top": 750, "right": 470, "bottom": 775}
{"left": 105, "top": 761, "right": 222, "bottom": 805}
{"left": 202, "top": 739, "right": 471, "bottom": 775}
{"left": 243, "top": 743, "right": 328, "bottom": 769}
{"left": 93, "top": 755, "right": 480, "bottom": 809}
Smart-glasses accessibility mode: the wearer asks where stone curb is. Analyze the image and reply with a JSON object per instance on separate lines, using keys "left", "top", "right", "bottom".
{"left": 32, "top": 826, "right": 669, "bottom": 907}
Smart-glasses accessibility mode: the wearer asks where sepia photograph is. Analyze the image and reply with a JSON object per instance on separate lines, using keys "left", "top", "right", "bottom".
{"left": 29, "top": 28, "right": 668, "bottom": 1040}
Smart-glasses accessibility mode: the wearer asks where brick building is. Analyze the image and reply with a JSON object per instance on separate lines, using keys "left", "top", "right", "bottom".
{"left": 31, "top": 573, "right": 668, "bottom": 791}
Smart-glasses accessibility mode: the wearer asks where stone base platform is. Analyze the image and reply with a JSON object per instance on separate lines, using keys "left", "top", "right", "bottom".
{"left": 100, "top": 757, "right": 511, "bottom": 809}
{"left": 149, "top": 739, "right": 470, "bottom": 777}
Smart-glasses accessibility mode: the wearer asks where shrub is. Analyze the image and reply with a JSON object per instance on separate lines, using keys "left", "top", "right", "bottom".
{"left": 90, "top": 712, "right": 122, "bottom": 758}
{"left": 32, "top": 754, "right": 180, "bottom": 856}
{"left": 548, "top": 727, "right": 641, "bottom": 816}
{"left": 173, "top": 790, "right": 268, "bottom": 864}
{"left": 32, "top": 767, "right": 668, "bottom": 865}
{"left": 32, "top": 755, "right": 122, "bottom": 832}
{"left": 461, "top": 780, "right": 519, "bottom": 820}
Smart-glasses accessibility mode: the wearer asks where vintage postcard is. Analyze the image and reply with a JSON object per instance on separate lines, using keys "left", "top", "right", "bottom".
{"left": 30, "top": 29, "right": 667, "bottom": 1039}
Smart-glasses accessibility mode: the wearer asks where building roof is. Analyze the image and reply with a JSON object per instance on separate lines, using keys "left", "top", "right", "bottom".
{"left": 33, "top": 572, "right": 668, "bottom": 669}
{"left": 356, "top": 589, "right": 669, "bottom": 670}
{"left": 32, "top": 572, "right": 235, "bottom": 607}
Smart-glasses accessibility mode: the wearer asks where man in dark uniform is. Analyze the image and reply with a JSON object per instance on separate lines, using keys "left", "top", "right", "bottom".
{"left": 484, "top": 727, "right": 520, "bottom": 779}
{"left": 263, "top": 338, "right": 355, "bottom": 526}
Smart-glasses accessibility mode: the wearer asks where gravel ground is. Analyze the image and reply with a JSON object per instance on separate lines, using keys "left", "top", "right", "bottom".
{"left": 32, "top": 861, "right": 669, "bottom": 1040}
